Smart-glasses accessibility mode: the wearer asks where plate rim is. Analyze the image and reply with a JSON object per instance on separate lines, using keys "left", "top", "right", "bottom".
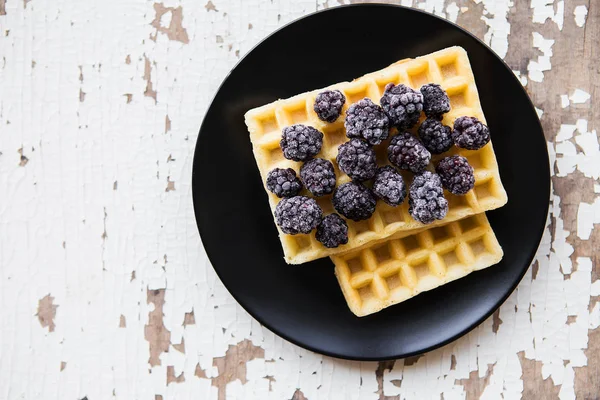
{"left": 192, "top": 3, "right": 551, "bottom": 361}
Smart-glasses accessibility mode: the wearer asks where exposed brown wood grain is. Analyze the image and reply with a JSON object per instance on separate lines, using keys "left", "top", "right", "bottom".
{"left": 144, "top": 289, "right": 171, "bottom": 367}
{"left": 455, "top": 363, "right": 495, "bottom": 400}
{"left": 212, "top": 339, "right": 265, "bottom": 400}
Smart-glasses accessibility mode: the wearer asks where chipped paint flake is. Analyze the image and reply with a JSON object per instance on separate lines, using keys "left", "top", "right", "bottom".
{"left": 165, "top": 177, "right": 175, "bottom": 192}
{"left": 478, "top": 0, "right": 511, "bottom": 58}
{"left": 150, "top": 3, "right": 190, "bottom": 44}
{"left": 531, "top": 0, "right": 564, "bottom": 30}
{"left": 36, "top": 294, "right": 58, "bottom": 332}
{"left": 513, "top": 70, "right": 528, "bottom": 86}
{"left": 165, "top": 115, "right": 171, "bottom": 133}
{"left": 144, "top": 289, "right": 171, "bottom": 367}
{"left": 574, "top": 5, "right": 587, "bottom": 27}
{"left": 527, "top": 32, "right": 554, "bottom": 83}
{"left": 205, "top": 0, "right": 218, "bottom": 12}
{"left": 143, "top": 55, "right": 157, "bottom": 103}
{"left": 569, "top": 89, "right": 590, "bottom": 104}
{"left": 445, "top": 2, "right": 459, "bottom": 23}
{"left": 17, "top": 147, "right": 29, "bottom": 166}
{"left": 577, "top": 198, "right": 600, "bottom": 240}
{"left": 561, "top": 94, "right": 570, "bottom": 108}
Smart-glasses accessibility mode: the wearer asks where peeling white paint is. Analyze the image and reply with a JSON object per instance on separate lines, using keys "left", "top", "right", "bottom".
{"left": 0, "top": 1, "right": 597, "bottom": 399}
{"left": 531, "top": 0, "right": 564, "bottom": 30}
{"left": 445, "top": 2, "right": 459, "bottom": 23}
{"left": 573, "top": 5, "right": 588, "bottom": 28}
{"left": 513, "top": 70, "right": 528, "bottom": 86}
{"left": 527, "top": 32, "right": 554, "bottom": 83}
{"left": 569, "top": 89, "right": 590, "bottom": 104}
{"left": 535, "top": 107, "right": 544, "bottom": 119}
{"left": 577, "top": 198, "right": 600, "bottom": 240}
{"left": 561, "top": 94, "right": 570, "bottom": 108}
{"left": 478, "top": 0, "right": 512, "bottom": 58}
{"left": 555, "top": 120, "right": 600, "bottom": 179}
{"left": 556, "top": 124, "right": 576, "bottom": 141}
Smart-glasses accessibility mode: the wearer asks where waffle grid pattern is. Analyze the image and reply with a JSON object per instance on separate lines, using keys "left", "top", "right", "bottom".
{"left": 245, "top": 47, "right": 507, "bottom": 264}
{"left": 331, "top": 213, "right": 503, "bottom": 316}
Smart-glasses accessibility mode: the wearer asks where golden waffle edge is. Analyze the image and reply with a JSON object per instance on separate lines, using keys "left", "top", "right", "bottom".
{"left": 245, "top": 46, "right": 508, "bottom": 264}
{"left": 331, "top": 213, "right": 503, "bottom": 317}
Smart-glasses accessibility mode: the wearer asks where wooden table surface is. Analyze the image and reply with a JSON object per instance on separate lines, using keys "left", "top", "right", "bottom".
{"left": 0, "top": 0, "right": 598, "bottom": 399}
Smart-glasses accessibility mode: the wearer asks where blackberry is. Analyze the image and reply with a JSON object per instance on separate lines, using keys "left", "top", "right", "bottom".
{"left": 435, "top": 155, "right": 475, "bottom": 195}
{"left": 452, "top": 116, "right": 490, "bottom": 150}
{"left": 418, "top": 118, "right": 453, "bottom": 154}
{"left": 274, "top": 196, "right": 322, "bottom": 234}
{"left": 344, "top": 98, "right": 390, "bottom": 145}
{"left": 266, "top": 168, "right": 303, "bottom": 198}
{"left": 420, "top": 83, "right": 450, "bottom": 119}
{"left": 380, "top": 83, "right": 423, "bottom": 129}
{"left": 300, "top": 158, "right": 336, "bottom": 197}
{"left": 336, "top": 138, "right": 377, "bottom": 181}
{"left": 280, "top": 124, "right": 323, "bottom": 161}
{"left": 332, "top": 182, "right": 377, "bottom": 221}
{"left": 372, "top": 166, "right": 407, "bottom": 206}
{"left": 316, "top": 214, "right": 349, "bottom": 248}
{"left": 408, "top": 171, "right": 448, "bottom": 224}
{"left": 387, "top": 132, "right": 431, "bottom": 173}
{"left": 314, "top": 90, "right": 346, "bottom": 123}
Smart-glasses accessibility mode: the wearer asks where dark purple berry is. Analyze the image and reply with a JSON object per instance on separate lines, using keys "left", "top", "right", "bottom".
{"left": 300, "top": 158, "right": 336, "bottom": 197}
{"left": 344, "top": 98, "right": 390, "bottom": 145}
{"left": 274, "top": 196, "right": 322, "bottom": 234}
{"left": 372, "top": 166, "right": 407, "bottom": 206}
{"left": 408, "top": 171, "right": 448, "bottom": 224}
{"left": 387, "top": 132, "right": 431, "bottom": 173}
{"left": 280, "top": 124, "right": 323, "bottom": 161}
{"left": 452, "top": 116, "right": 490, "bottom": 150}
{"left": 316, "top": 214, "right": 349, "bottom": 248}
{"left": 435, "top": 155, "right": 475, "bottom": 195}
{"left": 380, "top": 83, "right": 423, "bottom": 129}
{"left": 332, "top": 182, "right": 377, "bottom": 221}
{"left": 266, "top": 168, "right": 303, "bottom": 198}
{"left": 418, "top": 118, "right": 453, "bottom": 154}
{"left": 420, "top": 83, "right": 450, "bottom": 119}
{"left": 337, "top": 138, "right": 377, "bottom": 181}
{"left": 314, "top": 90, "right": 346, "bottom": 123}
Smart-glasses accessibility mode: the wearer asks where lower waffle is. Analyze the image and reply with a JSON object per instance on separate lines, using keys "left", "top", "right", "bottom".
{"left": 245, "top": 46, "right": 507, "bottom": 264}
{"left": 331, "top": 213, "right": 503, "bottom": 317}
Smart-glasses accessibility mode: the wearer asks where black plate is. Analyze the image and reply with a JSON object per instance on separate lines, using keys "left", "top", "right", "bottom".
{"left": 192, "top": 4, "right": 549, "bottom": 360}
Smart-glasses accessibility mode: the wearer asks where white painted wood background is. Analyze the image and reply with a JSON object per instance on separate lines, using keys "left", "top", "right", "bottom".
{"left": 0, "top": 0, "right": 598, "bottom": 399}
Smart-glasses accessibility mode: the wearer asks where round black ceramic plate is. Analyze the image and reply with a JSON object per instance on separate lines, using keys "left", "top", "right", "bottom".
{"left": 192, "top": 4, "right": 549, "bottom": 360}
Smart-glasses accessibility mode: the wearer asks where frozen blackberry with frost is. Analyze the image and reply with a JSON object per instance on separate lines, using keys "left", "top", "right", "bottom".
{"left": 274, "top": 196, "right": 322, "bottom": 235}
{"left": 408, "top": 171, "right": 448, "bottom": 224}
{"left": 332, "top": 182, "right": 377, "bottom": 221}
{"left": 372, "top": 166, "right": 406, "bottom": 206}
{"left": 380, "top": 83, "right": 423, "bottom": 130}
{"left": 436, "top": 155, "right": 475, "bottom": 195}
{"left": 387, "top": 132, "right": 431, "bottom": 173}
{"left": 266, "top": 168, "right": 303, "bottom": 198}
{"left": 314, "top": 90, "right": 346, "bottom": 123}
{"left": 452, "top": 116, "right": 490, "bottom": 150}
{"left": 316, "top": 214, "right": 349, "bottom": 248}
{"left": 418, "top": 118, "right": 453, "bottom": 154}
{"left": 280, "top": 124, "right": 323, "bottom": 161}
{"left": 420, "top": 83, "right": 450, "bottom": 119}
{"left": 337, "top": 138, "right": 377, "bottom": 181}
{"left": 344, "top": 98, "right": 390, "bottom": 145}
{"left": 300, "top": 158, "right": 336, "bottom": 197}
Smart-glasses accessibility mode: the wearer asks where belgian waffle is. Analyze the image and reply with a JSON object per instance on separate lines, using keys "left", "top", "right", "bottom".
{"left": 245, "top": 47, "right": 507, "bottom": 264}
{"left": 331, "top": 213, "right": 503, "bottom": 316}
